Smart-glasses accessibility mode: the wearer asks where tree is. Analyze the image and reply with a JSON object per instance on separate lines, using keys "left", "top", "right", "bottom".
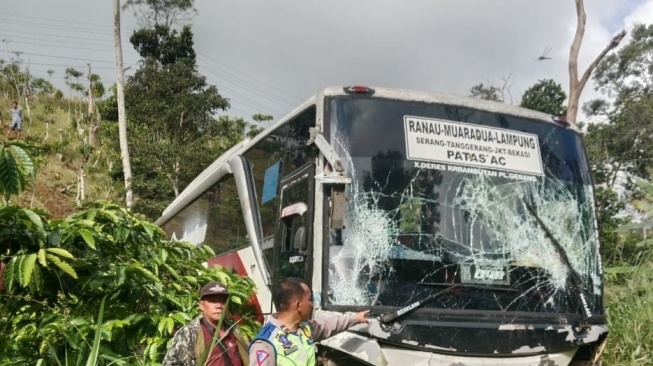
{"left": 469, "top": 83, "right": 502, "bottom": 102}
{"left": 123, "top": 0, "right": 196, "bottom": 28}
{"left": 581, "top": 24, "right": 653, "bottom": 275}
{"left": 566, "top": 0, "right": 626, "bottom": 124}
{"left": 520, "top": 79, "right": 567, "bottom": 115}
{"left": 29, "top": 78, "right": 55, "bottom": 95}
{"left": 114, "top": 0, "right": 134, "bottom": 209}
{"left": 249, "top": 113, "right": 273, "bottom": 138}
{"left": 124, "top": 25, "right": 242, "bottom": 218}
{"left": 584, "top": 24, "right": 653, "bottom": 188}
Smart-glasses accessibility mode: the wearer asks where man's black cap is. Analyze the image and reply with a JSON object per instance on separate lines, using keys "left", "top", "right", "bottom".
{"left": 200, "top": 281, "right": 230, "bottom": 298}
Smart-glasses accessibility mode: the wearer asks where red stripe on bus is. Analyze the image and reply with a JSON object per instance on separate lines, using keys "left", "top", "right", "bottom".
{"left": 207, "top": 252, "right": 265, "bottom": 324}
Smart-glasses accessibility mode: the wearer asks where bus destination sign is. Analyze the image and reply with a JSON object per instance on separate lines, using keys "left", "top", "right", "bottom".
{"left": 404, "top": 116, "right": 544, "bottom": 176}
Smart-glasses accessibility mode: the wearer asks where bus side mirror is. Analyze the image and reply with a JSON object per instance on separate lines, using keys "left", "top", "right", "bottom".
{"left": 330, "top": 185, "right": 346, "bottom": 230}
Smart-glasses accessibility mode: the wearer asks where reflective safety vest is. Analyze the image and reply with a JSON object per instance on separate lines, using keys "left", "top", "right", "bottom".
{"left": 252, "top": 321, "right": 317, "bottom": 366}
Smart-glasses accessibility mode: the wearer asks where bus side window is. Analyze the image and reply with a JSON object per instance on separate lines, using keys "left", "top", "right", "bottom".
{"left": 273, "top": 165, "right": 314, "bottom": 284}
{"left": 161, "top": 174, "right": 248, "bottom": 255}
{"left": 276, "top": 203, "right": 309, "bottom": 280}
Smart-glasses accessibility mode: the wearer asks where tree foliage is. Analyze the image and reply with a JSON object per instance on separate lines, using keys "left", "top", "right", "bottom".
{"left": 580, "top": 23, "right": 653, "bottom": 281}
{"left": 468, "top": 83, "right": 502, "bottom": 102}
{"left": 583, "top": 23, "right": 653, "bottom": 195}
{"left": 123, "top": 0, "right": 196, "bottom": 28}
{"left": 519, "top": 79, "right": 567, "bottom": 116}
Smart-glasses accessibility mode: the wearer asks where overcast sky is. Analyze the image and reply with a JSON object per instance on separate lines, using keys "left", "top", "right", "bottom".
{"left": 3, "top": 0, "right": 653, "bottom": 124}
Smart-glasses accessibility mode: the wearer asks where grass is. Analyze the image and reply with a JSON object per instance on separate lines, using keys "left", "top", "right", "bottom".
{"left": 603, "top": 253, "right": 653, "bottom": 365}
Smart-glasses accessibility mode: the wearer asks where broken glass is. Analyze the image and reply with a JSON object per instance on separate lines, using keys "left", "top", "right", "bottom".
{"left": 326, "top": 98, "right": 602, "bottom": 316}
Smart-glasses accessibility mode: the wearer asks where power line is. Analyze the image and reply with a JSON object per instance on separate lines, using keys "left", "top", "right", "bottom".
{"left": 21, "top": 61, "right": 122, "bottom": 71}
{"left": 0, "top": 28, "right": 121, "bottom": 44}
{"left": 4, "top": 40, "right": 118, "bottom": 53}
{"left": 197, "top": 51, "right": 304, "bottom": 104}
{"left": 0, "top": 11, "right": 136, "bottom": 32}
{"left": 1, "top": 12, "right": 303, "bottom": 119}
{"left": 0, "top": 32, "right": 125, "bottom": 50}
{"left": 197, "top": 56, "right": 299, "bottom": 110}
{"left": 0, "top": 17, "right": 121, "bottom": 36}
{"left": 195, "top": 58, "right": 292, "bottom": 108}
{"left": 4, "top": 50, "right": 119, "bottom": 64}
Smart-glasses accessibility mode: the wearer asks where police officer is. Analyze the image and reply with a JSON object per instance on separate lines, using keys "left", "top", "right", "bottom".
{"left": 248, "top": 277, "right": 369, "bottom": 366}
{"left": 163, "top": 281, "right": 249, "bottom": 366}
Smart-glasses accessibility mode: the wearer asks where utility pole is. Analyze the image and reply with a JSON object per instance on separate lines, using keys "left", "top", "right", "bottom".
{"left": 113, "top": 0, "right": 134, "bottom": 209}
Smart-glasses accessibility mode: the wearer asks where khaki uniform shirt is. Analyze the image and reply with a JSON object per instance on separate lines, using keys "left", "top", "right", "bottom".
{"left": 248, "top": 314, "right": 358, "bottom": 366}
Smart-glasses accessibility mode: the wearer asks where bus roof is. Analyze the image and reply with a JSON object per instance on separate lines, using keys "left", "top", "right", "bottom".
{"left": 319, "top": 85, "right": 572, "bottom": 129}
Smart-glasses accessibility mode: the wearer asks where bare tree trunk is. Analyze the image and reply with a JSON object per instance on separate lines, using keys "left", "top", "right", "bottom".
{"left": 567, "top": 0, "right": 626, "bottom": 124}
{"left": 23, "top": 61, "right": 32, "bottom": 133}
{"left": 114, "top": 0, "right": 134, "bottom": 209}
{"left": 87, "top": 63, "right": 94, "bottom": 118}
{"left": 76, "top": 164, "right": 85, "bottom": 206}
{"left": 89, "top": 110, "right": 100, "bottom": 148}
{"left": 86, "top": 64, "right": 100, "bottom": 148}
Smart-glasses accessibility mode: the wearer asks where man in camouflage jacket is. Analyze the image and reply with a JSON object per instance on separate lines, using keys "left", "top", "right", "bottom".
{"left": 163, "top": 281, "right": 250, "bottom": 366}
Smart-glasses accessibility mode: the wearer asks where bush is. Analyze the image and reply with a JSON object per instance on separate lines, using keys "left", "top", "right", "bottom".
{"left": 0, "top": 201, "right": 259, "bottom": 365}
{"left": 0, "top": 142, "right": 259, "bottom": 365}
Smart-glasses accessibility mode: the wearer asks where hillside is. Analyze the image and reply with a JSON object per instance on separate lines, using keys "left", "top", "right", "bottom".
{"left": 1, "top": 94, "right": 123, "bottom": 219}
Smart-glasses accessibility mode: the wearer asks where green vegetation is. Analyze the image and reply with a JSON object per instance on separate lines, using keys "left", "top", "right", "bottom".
{"left": 0, "top": 143, "right": 259, "bottom": 365}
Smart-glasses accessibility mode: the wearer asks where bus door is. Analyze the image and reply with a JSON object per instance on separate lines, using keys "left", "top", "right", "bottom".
{"left": 272, "top": 164, "right": 315, "bottom": 290}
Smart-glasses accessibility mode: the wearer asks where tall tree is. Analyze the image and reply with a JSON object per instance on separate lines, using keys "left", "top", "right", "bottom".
{"left": 520, "top": 79, "right": 567, "bottom": 115}
{"left": 123, "top": 0, "right": 196, "bottom": 27}
{"left": 566, "top": 0, "right": 626, "bottom": 124}
{"left": 125, "top": 25, "right": 242, "bottom": 217}
{"left": 114, "top": 0, "right": 134, "bottom": 209}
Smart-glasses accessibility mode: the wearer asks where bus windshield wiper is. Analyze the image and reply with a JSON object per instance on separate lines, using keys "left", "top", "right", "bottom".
{"left": 378, "top": 286, "right": 459, "bottom": 324}
{"left": 522, "top": 198, "right": 592, "bottom": 322}
{"left": 417, "top": 282, "right": 519, "bottom": 292}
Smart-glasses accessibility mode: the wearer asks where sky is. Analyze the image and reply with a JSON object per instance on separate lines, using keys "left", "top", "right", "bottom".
{"left": 2, "top": 0, "right": 653, "bottom": 125}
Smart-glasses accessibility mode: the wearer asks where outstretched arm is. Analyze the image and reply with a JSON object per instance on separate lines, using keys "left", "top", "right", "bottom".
{"left": 310, "top": 311, "right": 369, "bottom": 342}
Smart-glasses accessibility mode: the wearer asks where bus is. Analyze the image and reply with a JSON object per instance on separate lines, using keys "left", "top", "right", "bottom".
{"left": 156, "top": 86, "right": 607, "bottom": 365}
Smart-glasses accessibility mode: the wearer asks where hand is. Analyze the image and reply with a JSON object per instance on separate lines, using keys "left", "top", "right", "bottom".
{"left": 356, "top": 310, "right": 370, "bottom": 324}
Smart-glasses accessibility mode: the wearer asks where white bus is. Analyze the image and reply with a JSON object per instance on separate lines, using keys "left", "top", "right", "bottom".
{"left": 156, "top": 86, "right": 607, "bottom": 365}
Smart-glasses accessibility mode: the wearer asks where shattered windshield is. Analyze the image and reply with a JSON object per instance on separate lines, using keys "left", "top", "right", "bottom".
{"left": 325, "top": 97, "right": 602, "bottom": 315}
